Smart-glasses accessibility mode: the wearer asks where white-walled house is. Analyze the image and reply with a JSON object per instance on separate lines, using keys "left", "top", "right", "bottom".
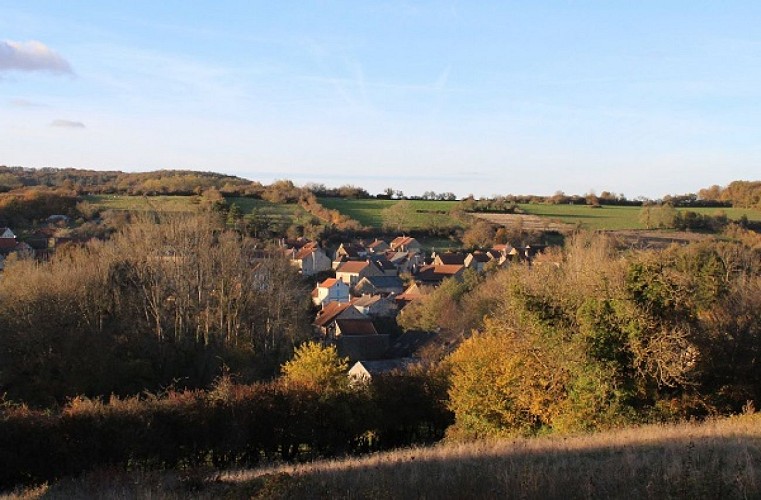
{"left": 311, "top": 278, "right": 351, "bottom": 307}
{"left": 290, "top": 245, "right": 332, "bottom": 276}
{"left": 335, "top": 260, "right": 385, "bottom": 287}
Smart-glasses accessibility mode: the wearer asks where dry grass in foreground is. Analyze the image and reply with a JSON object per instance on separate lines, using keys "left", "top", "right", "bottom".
{"left": 9, "top": 413, "right": 761, "bottom": 499}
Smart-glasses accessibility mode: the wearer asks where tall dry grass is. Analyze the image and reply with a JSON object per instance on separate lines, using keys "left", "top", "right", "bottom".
{"left": 11, "top": 412, "right": 761, "bottom": 499}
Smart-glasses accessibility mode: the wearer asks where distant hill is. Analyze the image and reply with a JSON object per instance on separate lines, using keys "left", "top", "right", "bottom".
{"left": 0, "top": 166, "right": 257, "bottom": 196}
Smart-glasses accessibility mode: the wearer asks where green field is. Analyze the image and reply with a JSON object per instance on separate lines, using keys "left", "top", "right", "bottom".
{"left": 318, "top": 198, "right": 460, "bottom": 229}
{"left": 84, "top": 195, "right": 312, "bottom": 226}
{"left": 84, "top": 194, "right": 199, "bottom": 212}
{"left": 319, "top": 198, "right": 761, "bottom": 231}
{"left": 84, "top": 195, "right": 761, "bottom": 232}
{"left": 516, "top": 204, "right": 761, "bottom": 230}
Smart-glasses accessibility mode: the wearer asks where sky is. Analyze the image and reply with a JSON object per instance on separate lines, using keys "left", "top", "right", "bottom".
{"left": 1, "top": 1, "right": 760, "bottom": 198}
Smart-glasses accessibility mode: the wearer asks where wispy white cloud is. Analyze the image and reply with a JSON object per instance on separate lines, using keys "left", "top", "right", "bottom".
{"left": 0, "top": 40, "right": 73, "bottom": 74}
{"left": 50, "top": 119, "right": 85, "bottom": 128}
{"left": 9, "top": 98, "right": 48, "bottom": 108}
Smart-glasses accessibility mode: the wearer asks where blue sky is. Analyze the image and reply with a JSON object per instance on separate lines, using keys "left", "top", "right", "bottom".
{"left": 1, "top": 1, "right": 760, "bottom": 198}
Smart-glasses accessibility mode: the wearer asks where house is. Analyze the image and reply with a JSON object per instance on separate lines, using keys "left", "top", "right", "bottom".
{"left": 334, "top": 318, "right": 389, "bottom": 362}
{"left": 491, "top": 243, "right": 511, "bottom": 255}
{"left": 335, "top": 259, "right": 385, "bottom": 287}
{"left": 0, "top": 237, "right": 18, "bottom": 255}
{"left": 335, "top": 318, "right": 379, "bottom": 336}
{"left": 311, "top": 278, "right": 351, "bottom": 307}
{"left": 385, "top": 251, "right": 424, "bottom": 274}
{"left": 433, "top": 252, "right": 466, "bottom": 266}
{"left": 395, "top": 282, "right": 431, "bottom": 307}
{"left": 0, "top": 227, "right": 18, "bottom": 256}
{"left": 352, "top": 294, "right": 398, "bottom": 318}
{"left": 365, "top": 239, "right": 390, "bottom": 254}
{"left": 414, "top": 264, "right": 465, "bottom": 285}
{"left": 386, "top": 331, "right": 438, "bottom": 358}
{"left": 353, "top": 275, "right": 405, "bottom": 296}
{"left": 46, "top": 214, "right": 71, "bottom": 224}
{"left": 289, "top": 245, "right": 332, "bottom": 276}
{"left": 390, "top": 236, "right": 422, "bottom": 254}
{"left": 484, "top": 249, "right": 504, "bottom": 261}
{"left": 368, "top": 254, "right": 398, "bottom": 276}
{"left": 335, "top": 242, "right": 368, "bottom": 260}
{"left": 464, "top": 252, "right": 491, "bottom": 272}
{"left": 348, "top": 358, "right": 419, "bottom": 382}
{"left": 313, "top": 302, "right": 367, "bottom": 336}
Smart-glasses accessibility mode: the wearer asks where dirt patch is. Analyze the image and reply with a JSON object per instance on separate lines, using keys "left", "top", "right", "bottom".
{"left": 470, "top": 213, "right": 575, "bottom": 232}
{"left": 605, "top": 230, "right": 713, "bottom": 249}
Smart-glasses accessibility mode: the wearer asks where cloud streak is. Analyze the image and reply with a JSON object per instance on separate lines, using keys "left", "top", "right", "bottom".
{"left": 0, "top": 40, "right": 73, "bottom": 74}
{"left": 50, "top": 119, "right": 85, "bottom": 129}
{"left": 9, "top": 98, "right": 48, "bottom": 108}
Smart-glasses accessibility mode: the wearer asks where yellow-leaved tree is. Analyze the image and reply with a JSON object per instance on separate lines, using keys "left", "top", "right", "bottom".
{"left": 281, "top": 341, "right": 349, "bottom": 392}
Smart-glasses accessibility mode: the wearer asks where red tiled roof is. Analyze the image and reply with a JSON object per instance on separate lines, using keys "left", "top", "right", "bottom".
{"left": 336, "top": 260, "right": 369, "bottom": 274}
{"left": 314, "top": 302, "right": 353, "bottom": 327}
{"left": 318, "top": 278, "right": 339, "bottom": 288}
{"left": 415, "top": 264, "right": 464, "bottom": 283}
{"left": 391, "top": 236, "right": 411, "bottom": 246}
{"left": 294, "top": 246, "right": 319, "bottom": 260}
{"left": 367, "top": 239, "right": 387, "bottom": 248}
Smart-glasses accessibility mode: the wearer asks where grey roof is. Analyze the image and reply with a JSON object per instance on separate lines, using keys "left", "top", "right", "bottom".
{"left": 353, "top": 294, "right": 384, "bottom": 307}
{"left": 352, "top": 358, "right": 418, "bottom": 376}
{"left": 361, "top": 275, "right": 404, "bottom": 288}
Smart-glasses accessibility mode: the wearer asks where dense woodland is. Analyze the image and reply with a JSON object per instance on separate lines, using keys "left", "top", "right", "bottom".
{"left": 1, "top": 166, "right": 761, "bottom": 490}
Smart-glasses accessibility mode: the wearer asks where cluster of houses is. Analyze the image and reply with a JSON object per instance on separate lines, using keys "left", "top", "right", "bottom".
{"left": 0, "top": 226, "right": 75, "bottom": 271}
{"left": 283, "top": 235, "right": 546, "bottom": 381}
{"left": 1, "top": 220, "right": 547, "bottom": 382}
{"left": 0, "top": 228, "right": 32, "bottom": 271}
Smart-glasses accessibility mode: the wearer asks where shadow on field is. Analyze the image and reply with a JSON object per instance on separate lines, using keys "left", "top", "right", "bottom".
{"left": 227, "top": 434, "right": 761, "bottom": 500}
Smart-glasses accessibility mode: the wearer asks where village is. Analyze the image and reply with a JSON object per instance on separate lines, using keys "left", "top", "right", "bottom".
{"left": 282, "top": 234, "right": 547, "bottom": 381}
{"left": 0, "top": 219, "right": 548, "bottom": 382}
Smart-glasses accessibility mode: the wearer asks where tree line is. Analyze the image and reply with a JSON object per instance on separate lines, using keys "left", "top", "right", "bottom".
{"left": 0, "top": 213, "right": 310, "bottom": 407}
{"left": 439, "top": 234, "right": 761, "bottom": 437}
{"left": 0, "top": 348, "right": 451, "bottom": 490}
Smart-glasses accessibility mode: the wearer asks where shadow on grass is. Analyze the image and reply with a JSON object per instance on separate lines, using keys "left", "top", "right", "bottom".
{"left": 224, "top": 434, "right": 761, "bottom": 500}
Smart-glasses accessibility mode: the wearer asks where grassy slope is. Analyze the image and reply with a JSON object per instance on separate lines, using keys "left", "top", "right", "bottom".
{"left": 25, "top": 413, "right": 761, "bottom": 499}
{"left": 83, "top": 194, "right": 200, "bottom": 212}
{"left": 518, "top": 204, "right": 761, "bottom": 231}
{"left": 84, "top": 195, "right": 311, "bottom": 225}
{"left": 319, "top": 198, "right": 761, "bottom": 231}
{"left": 83, "top": 195, "right": 761, "bottom": 233}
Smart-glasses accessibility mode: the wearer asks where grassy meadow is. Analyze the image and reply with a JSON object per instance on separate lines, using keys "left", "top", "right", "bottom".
{"left": 83, "top": 194, "right": 199, "bottom": 212}
{"left": 19, "top": 412, "right": 761, "bottom": 499}
{"left": 84, "top": 195, "right": 313, "bottom": 226}
{"left": 319, "top": 197, "right": 761, "bottom": 231}
{"left": 82, "top": 195, "right": 761, "bottom": 234}
{"left": 518, "top": 203, "right": 761, "bottom": 231}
